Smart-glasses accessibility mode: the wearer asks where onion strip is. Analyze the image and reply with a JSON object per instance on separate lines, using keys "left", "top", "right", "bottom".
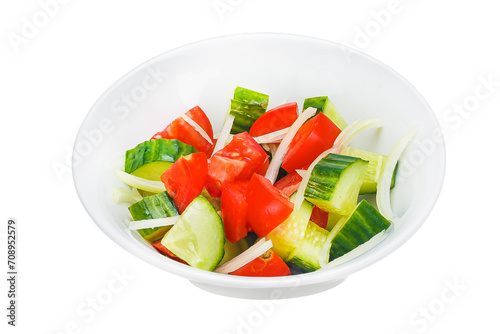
{"left": 128, "top": 216, "right": 179, "bottom": 230}
{"left": 115, "top": 170, "right": 166, "bottom": 193}
{"left": 214, "top": 238, "right": 273, "bottom": 274}
{"left": 111, "top": 187, "right": 143, "bottom": 204}
{"left": 293, "top": 119, "right": 384, "bottom": 208}
{"left": 211, "top": 114, "right": 235, "bottom": 157}
{"left": 253, "top": 127, "right": 290, "bottom": 144}
{"left": 264, "top": 107, "right": 317, "bottom": 184}
{"left": 376, "top": 126, "right": 419, "bottom": 221}
{"left": 181, "top": 114, "right": 213, "bottom": 145}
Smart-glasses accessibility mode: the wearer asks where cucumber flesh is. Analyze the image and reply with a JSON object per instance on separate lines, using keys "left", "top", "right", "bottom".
{"left": 161, "top": 196, "right": 225, "bottom": 271}
{"left": 229, "top": 87, "right": 269, "bottom": 134}
{"left": 303, "top": 96, "right": 348, "bottom": 130}
{"left": 327, "top": 199, "right": 391, "bottom": 261}
{"left": 286, "top": 221, "right": 329, "bottom": 272}
{"left": 266, "top": 194, "right": 313, "bottom": 260}
{"left": 125, "top": 139, "right": 197, "bottom": 180}
{"left": 341, "top": 146, "right": 396, "bottom": 194}
{"left": 219, "top": 239, "right": 249, "bottom": 266}
{"left": 305, "top": 154, "right": 368, "bottom": 215}
{"left": 128, "top": 191, "right": 179, "bottom": 241}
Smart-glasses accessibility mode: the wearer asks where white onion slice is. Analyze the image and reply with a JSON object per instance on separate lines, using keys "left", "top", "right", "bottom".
{"left": 376, "top": 126, "right": 419, "bottom": 222}
{"left": 115, "top": 170, "right": 165, "bottom": 193}
{"left": 128, "top": 216, "right": 179, "bottom": 230}
{"left": 111, "top": 187, "right": 143, "bottom": 204}
{"left": 295, "top": 169, "right": 307, "bottom": 178}
{"left": 214, "top": 238, "right": 273, "bottom": 274}
{"left": 320, "top": 230, "right": 388, "bottom": 268}
{"left": 253, "top": 127, "right": 290, "bottom": 144}
{"left": 211, "top": 114, "right": 235, "bottom": 157}
{"left": 181, "top": 114, "right": 213, "bottom": 145}
{"left": 264, "top": 107, "right": 317, "bottom": 184}
{"left": 293, "top": 119, "right": 384, "bottom": 208}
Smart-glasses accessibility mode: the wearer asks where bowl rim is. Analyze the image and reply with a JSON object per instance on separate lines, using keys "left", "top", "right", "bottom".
{"left": 73, "top": 32, "right": 446, "bottom": 291}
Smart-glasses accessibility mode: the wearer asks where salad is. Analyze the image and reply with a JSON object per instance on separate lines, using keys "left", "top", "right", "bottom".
{"left": 113, "top": 87, "right": 417, "bottom": 277}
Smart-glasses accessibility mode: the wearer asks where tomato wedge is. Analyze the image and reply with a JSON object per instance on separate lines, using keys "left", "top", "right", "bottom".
{"left": 310, "top": 206, "right": 328, "bottom": 229}
{"left": 206, "top": 132, "right": 269, "bottom": 197}
{"left": 281, "top": 112, "right": 341, "bottom": 173}
{"left": 228, "top": 249, "right": 291, "bottom": 277}
{"left": 249, "top": 102, "right": 298, "bottom": 138}
{"left": 246, "top": 173, "right": 294, "bottom": 237}
{"left": 152, "top": 105, "right": 214, "bottom": 156}
{"left": 221, "top": 181, "right": 249, "bottom": 243}
{"left": 274, "top": 171, "right": 303, "bottom": 197}
{"left": 151, "top": 239, "right": 188, "bottom": 265}
{"left": 160, "top": 152, "right": 208, "bottom": 213}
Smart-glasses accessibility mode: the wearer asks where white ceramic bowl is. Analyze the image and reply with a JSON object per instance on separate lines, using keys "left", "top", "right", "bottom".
{"left": 73, "top": 33, "right": 445, "bottom": 299}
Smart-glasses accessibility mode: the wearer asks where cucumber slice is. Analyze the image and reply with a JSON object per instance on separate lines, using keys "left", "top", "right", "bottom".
{"left": 128, "top": 191, "right": 179, "bottom": 241}
{"left": 303, "top": 96, "right": 348, "bottom": 130}
{"left": 286, "top": 221, "right": 329, "bottom": 272}
{"left": 219, "top": 238, "right": 250, "bottom": 266}
{"left": 341, "top": 147, "right": 396, "bottom": 194}
{"left": 229, "top": 87, "right": 269, "bottom": 134}
{"left": 266, "top": 195, "right": 313, "bottom": 260}
{"left": 327, "top": 199, "right": 391, "bottom": 261}
{"left": 305, "top": 154, "right": 368, "bottom": 215}
{"left": 161, "top": 196, "right": 225, "bottom": 271}
{"left": 125, "top": 139, "right": 197, "bottom": 180}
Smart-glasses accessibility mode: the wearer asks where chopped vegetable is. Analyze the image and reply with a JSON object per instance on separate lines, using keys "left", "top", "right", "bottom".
{"left": 249, "top": 102, "right": 298, "bottom": 138}
{"left": 128, "top": 191, "right": 179, "bottom": 241}
{"left": 303, "top": 96, "right": 348, "bottom": 130}
{"left": 206, "top": 132, "right": 268, "bottom": 197}
{"left": 377, "top": 126, "right": 419, "bottom": 222}
{"left": 304, "top": 154, "right": 368, "bottom": 215}
{"left": 115, "top": 170, "right": 166, "bottom": 193}
{"left": 230, "top": 87, "right": 269, "bottom": 134}
{"left": 220, "top": 181, "right": 249, "bottom": 243}
{"left": 152, "top": 105, "right": 214, "bottom": 156}
{"left": 214, "top": 238, "right": 273, "bottom": 274}
{"left": 281, "top": 112, "right": 341, "bottom": 174}
{"left": 229, "top": 249, "right": 291, "bottom": 277}
{"left": 161, "top": 152, "right": 208, "bottom": 213}
{"left": 246, "top": 174, "right": 294, "bottom": 237}
{"left": 111, "top": 187, "right": 143, "bottom": 204}
{"left": 264, "top": 107, "right": 317, "bottom": 184}
{"left": 161, "top": 196, "right": 225, "bottom": 271}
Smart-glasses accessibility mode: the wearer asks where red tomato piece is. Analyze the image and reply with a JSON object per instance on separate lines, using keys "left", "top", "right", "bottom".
{"left": 229, "top": 249, "right": 291, "bottom": 277}
{"left": 206, "top": 132, "right": 269, "bottom": 197}
{"left": 249, "top": 102, "right": 298, "bottom": 138}
{"left": 281, "top": 112, "right": 341, "bottom": 173}
{"left": 221, "top": 181, "right": 249, "bottom": 243}
{"left": 246, "top": 174, "right": 294, "bottom": 237}
{"left": 274, "top": 171, "right": 303, "bottom": 197}
{"left": 161, "top": 152, "right": 208, "bottom": 213}
{"left": 151, "top": 239, "right": 188, "bottom": 265}
{"left": 310, "top": 206, "right": 328, "bottom": 229}
{"left": 152, "top": 105, "right": 214, "bottom": 156}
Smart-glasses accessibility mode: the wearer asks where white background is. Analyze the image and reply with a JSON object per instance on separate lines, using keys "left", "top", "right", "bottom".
{"left": 1, "top": 0, "right": 499, "bottom": 333}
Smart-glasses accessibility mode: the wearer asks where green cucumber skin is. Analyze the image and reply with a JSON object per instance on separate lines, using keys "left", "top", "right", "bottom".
{"left": 229, "top": 100, "right": 267, "bottom": 134}
{"left": 303, "top": 96, "right": 348, "bottom": 130}
{"left": 125, "top": 139, "right": 197, "bottom": 174}
{"left": 329, "top": 200, "right": 391, "bottom": 261}
{"left": 233, "top": 87, "right": 269, "bottom": 109}
{"left": 230, "top": 87, "right": 269, "bottom": 134}
{"left": 342, "top": 147, "right": 397, "bottom": 194}
{"left": 287, "top": 222, "right": 329, "bottom": 272}
{"left": 305, "top": 154, "right": 362, "bottom": 201}
{"left": 128, "top": 191, "right": 178, "bottom": 239}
